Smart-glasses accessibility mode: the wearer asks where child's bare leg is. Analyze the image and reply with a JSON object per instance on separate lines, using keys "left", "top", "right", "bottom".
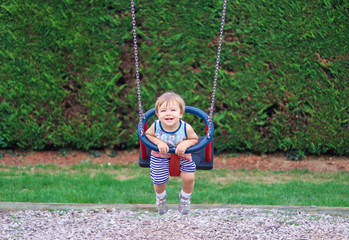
{"left": 181, "top": 172, "right": 195, "bottom": 193}
{"left": 154, "top": 183, "right": 167, "bottom": 194}
{"left": 178, "top": 172, "right": 194, "bottom": 215}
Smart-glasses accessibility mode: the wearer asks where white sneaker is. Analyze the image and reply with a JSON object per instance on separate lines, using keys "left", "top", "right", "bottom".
{"left": 178, "top": 192, "right": 191, "bottom": 215}
{"left": 156, "top": 196, "right": 168, "bottom": 215}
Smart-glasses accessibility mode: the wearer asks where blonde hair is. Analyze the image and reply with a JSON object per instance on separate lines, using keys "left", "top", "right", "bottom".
{"left": 155, "top": 91, "right": 185, "bottom": 114}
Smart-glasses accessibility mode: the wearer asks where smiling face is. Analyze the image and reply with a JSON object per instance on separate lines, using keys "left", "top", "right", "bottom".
{"left": 156, "top": 100, "right": 183, "bottom": 131}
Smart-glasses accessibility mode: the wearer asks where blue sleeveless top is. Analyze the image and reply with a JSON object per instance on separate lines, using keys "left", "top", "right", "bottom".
{"left": 154, "top": 120, "right": 187, "bottom": 147}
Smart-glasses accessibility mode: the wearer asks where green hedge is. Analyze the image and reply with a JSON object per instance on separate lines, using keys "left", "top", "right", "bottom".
{"left": 0, "top": 0, "right": 348, "bottom": 155}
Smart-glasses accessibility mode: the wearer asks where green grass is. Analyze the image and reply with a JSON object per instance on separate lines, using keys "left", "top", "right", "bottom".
{"left": 0, "top": 164, "right": 348, "bottom": 207}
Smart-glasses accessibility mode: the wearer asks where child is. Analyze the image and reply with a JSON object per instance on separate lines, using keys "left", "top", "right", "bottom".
{"left": 145, "top": 91, "right": 199, "bottom": 215}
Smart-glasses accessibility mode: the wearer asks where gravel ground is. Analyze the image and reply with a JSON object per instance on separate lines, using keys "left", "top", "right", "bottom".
{"left": 1, "top": 208, "right": 349, "bottom": 240}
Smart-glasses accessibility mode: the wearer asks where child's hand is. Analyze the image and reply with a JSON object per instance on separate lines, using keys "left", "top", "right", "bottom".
{"left": 175, "top": 142, "right": 189, "bottom": 157}
{"left": 157, "top": 142, "right": 169, "bottom": 154}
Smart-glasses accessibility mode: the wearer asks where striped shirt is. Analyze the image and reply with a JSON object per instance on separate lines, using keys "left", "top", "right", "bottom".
{"left": 152, "top": 119, "right": 192, "bottom": 161}
{"left": 154, "top": 119, "right": 187, "bottom": 147}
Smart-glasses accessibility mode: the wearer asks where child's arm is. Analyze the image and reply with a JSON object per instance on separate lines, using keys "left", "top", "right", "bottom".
{"left": 175, "top": 124, "right": 199, "bottom": 156}
{"left": 145, "top": 123, "right": 169, "bottom": 154}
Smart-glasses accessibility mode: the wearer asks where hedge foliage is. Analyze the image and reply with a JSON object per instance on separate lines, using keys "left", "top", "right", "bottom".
{"left": 0, "top": 0, "right": 348, "bottom": 154}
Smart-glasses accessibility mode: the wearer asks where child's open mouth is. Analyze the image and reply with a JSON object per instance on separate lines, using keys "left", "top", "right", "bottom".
{"left": 165, "top": 117, "right": 173, "bottom": 121}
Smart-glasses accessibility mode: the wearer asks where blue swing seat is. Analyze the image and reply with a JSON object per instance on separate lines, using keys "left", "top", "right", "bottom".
{"left": 138, "top": 106, "right": 214, "bottom": 170}
{"left": 139, "top": 136, "right": 214, "bottom": 170}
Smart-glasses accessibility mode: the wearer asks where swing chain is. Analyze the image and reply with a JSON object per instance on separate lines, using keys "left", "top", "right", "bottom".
{"left": 207, "top": 0, "right": 227, "bottom": 139}
{"left": 131, "top": 0, "right": 227, "bottom": 138}
{"left": 131, "top": 0, "right": 145, "bottom": 135}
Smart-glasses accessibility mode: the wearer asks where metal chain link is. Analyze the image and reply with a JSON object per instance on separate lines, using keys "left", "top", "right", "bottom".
{"left": 207, "top": 0, "right": 227, "bottom": 138}
{"left": 131, "top": 0, "right": 145, "bottom": 135}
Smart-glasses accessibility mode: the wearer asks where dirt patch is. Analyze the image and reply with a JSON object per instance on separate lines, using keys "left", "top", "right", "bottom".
{"left": 0, "top": 149, "right": 138, "bottom": 167}
{"left": 0, "top": 149, "right": 348, "bottom": 173}
{"left": 214, "top": 152, "right": 349, "bottom": 173}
